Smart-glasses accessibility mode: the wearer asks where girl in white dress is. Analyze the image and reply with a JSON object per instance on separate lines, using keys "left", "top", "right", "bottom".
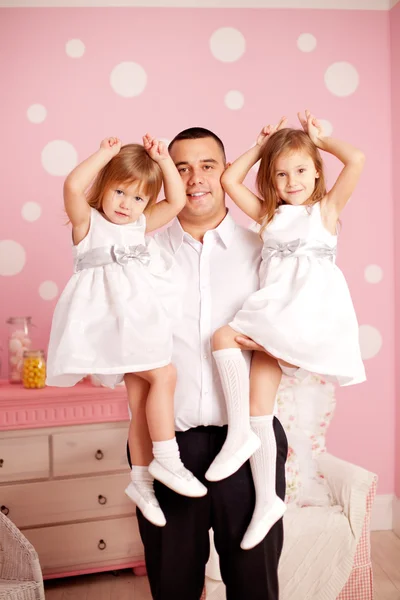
{"left": 205, "top": 111, "right": 366, "bottom": 549}
{"left": 46, "top": 136, "right": 207, "bottom": 527}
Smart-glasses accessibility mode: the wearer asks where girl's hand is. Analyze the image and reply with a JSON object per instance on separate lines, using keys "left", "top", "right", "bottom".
{"left": 143, "top": 133, "right": 169, "bottom": 162}
{"left": 297, "top": 110, "right": 324, "bottom": 145}
{"left": 256, "top": 116, "right": 287, "bottom": 147}
{"left": 100, "top": 137, "right": 122, "bottom": 156}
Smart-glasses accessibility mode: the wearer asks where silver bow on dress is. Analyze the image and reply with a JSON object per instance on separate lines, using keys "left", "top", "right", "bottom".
{"left": 311, "top": 245, "right": 337, "bottom": 260}
{"left": 112, "top": 244, "right": 151, "bottom": 267}
{"left": 75, "top": 243, "right": 151, "bottom": 272}
{"left": 262, "top": 238, "right": 302, "bottom": 260}
{"left": 262, "top": 238, "right": 337, "bottom": 262}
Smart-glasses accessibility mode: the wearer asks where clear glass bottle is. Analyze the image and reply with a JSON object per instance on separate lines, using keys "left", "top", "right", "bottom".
{"left": 6, "top": 317, "right": 33, "bottom": 383}
{"left": 22, "top": 350, "right": 46, "bottom": 389}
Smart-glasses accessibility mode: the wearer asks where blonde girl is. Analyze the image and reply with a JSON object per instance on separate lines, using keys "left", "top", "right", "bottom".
{"left": 46, "top": 136, "right": 207, "bottom": 528}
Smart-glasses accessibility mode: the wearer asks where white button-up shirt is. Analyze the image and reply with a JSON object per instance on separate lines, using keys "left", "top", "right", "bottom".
{"left": 155, "top": 212, "right": 262, "bottom": 432}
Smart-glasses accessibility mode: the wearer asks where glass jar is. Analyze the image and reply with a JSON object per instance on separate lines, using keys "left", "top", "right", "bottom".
{"left": 6, "top": 317, "right": 34, "bottom": 383}
{"left": 22, "top": 350, "right": 46, "bottom": 389}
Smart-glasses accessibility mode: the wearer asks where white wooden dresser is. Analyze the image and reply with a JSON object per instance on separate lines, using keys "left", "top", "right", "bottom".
{"left": 0, "top": 380, "right": 145, "bottom": 579}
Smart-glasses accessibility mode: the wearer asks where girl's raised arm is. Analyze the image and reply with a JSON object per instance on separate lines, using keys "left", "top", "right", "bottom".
{"left": 298, "top": 111, "right": 365, "bottom": 218}
{"left": 64, "top": 137, "right": 121, "bottom": 240}
{"left": 221, "top": 118, "right": 287, "bottom": 223}
{"left": 143, "top": 135, "right": 187, "bottom": 233}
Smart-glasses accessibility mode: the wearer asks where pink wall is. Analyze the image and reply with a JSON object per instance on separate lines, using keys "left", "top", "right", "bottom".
{"left": 391, "top": 1, "right": 400, "bottom": 498}
{"left": 0, "top": 7, "right": 395, "bottom": 492}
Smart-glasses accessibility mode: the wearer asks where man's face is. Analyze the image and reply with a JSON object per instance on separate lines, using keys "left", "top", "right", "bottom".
{"left": 169, "top": 137, "right": 226, "bottom": 222}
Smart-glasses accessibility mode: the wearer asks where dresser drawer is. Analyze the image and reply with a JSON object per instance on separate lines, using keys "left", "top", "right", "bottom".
{"left": 24, "top": 516, "right": 143, "bottom": 574}
{"left": 0, "top": 435, "right": 49, "bottom": 483}
{"left": 52, "top": 426, "right": 129, "bottom": 477}
{"left": 0, "top": 473, "right": 134, "bottom": 528}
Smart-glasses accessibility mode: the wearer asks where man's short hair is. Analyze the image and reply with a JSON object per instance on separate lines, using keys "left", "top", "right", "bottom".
{"left": 168, "top": 127, "right": 226, "bottom": 162}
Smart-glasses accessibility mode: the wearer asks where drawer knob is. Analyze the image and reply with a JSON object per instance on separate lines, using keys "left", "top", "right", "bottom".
{"left": 95, "top": 450, "right": 104, "bottom": 460}
{"left": 98, "top": 495, "right": 107, "bottom": 505}
{"left": 98, "top": 539, "right": 107, "bottom": 550}
{"left": 0, "top": 459, "right": 3, "bottom": 467}
{"left": 1, "top": 505, "right": 9, "bottom": 516}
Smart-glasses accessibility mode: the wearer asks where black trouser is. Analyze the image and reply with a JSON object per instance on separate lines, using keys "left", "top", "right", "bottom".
{"left": 127, "top": 418, "right": 287, "bottom": 600}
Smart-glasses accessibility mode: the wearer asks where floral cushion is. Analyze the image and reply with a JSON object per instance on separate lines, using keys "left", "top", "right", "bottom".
{"left": 284, "top": 446, "right": 301, "bottom": 504}
{"left": 276, "top": 374, "right": 336, "bottom": 506}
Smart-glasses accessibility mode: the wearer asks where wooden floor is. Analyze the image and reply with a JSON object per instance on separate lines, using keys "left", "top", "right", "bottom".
{"left": 44, "top": 531, "right": 400, "bottom": 600}
{"left": 372, "top": 531, "right": 400, "bottom": 600}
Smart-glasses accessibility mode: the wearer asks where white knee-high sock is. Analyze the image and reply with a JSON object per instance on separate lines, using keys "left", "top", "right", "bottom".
{"left": 240, "top": 414, "right": 286, "bottom": 549}
{"left": 213, "top": 348, "right": 251, "bottom": 456}
{"left": 249, "top": 415, "right": 278, "bottom": 508}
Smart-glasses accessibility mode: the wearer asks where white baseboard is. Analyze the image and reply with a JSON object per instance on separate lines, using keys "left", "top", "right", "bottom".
{"left": 393, "top": 495, "right": 400, "bottom": 537}
{"left": 370, "top": 494, "right": 394, "bottom": 531}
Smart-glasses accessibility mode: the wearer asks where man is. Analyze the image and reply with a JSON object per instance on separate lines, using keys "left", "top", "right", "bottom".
{"left": 127, "top": 127, "right": 287, "bottom": 600}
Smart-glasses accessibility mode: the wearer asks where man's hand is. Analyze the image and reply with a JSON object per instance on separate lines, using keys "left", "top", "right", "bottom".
{"left": 234, "top": 335, "right": 267, "bottom": 353}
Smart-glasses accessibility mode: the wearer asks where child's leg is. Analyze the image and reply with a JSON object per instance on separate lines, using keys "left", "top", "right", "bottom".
{"left": 126, "top": 374, "right": 153, "bottom": 466}
{"left": 241, "top": 351, "right": 286, "bottom": 550}
{"left": 205, "top": 326, "right": 261, "bottom": 482}
{"left": 124, "top": 374, "right": 166, "bottom": 527}
{"left": 134, "top": 364, "right": 207, "bottom": 498}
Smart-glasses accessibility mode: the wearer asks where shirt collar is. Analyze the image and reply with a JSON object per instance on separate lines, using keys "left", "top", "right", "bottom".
{"left": 169, "top": 210, "right": 236, "bottom": 254}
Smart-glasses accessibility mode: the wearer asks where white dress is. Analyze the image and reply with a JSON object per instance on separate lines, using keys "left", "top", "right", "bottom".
{"left": 230, "top": 203, "right": 366, "bottom": 386}
{"left": 46, "top": 208, "right": 176, "bottom": 388}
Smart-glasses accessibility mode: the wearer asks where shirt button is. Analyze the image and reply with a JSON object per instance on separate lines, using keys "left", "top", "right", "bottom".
{"left": 203, "top": 354, "right": 208, "bottom": 359}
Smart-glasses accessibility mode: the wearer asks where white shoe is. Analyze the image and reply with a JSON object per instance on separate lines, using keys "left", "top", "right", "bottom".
{"left": 148, "top": 459, "right": 208, "bottom": 498}
{"left": 124, "top": 482, "right": 166, "bottom": 527}
{"left": 240, "top": 497, "right": 286, "bottom": 550}
{"left": 205, "top": 431, "right": 261, "bottom": 482}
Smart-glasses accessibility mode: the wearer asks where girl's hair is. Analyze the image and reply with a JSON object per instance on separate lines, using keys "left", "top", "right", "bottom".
{"left": 257, "top": 128, "right": 327, "bottom": 236}
{"left": 87, "top": 144, "right": 163, "bottom": 211}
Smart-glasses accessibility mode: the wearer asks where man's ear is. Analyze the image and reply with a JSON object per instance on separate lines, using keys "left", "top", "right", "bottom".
{"left": 224, "top": 162, "right": 231, "bottom": 170}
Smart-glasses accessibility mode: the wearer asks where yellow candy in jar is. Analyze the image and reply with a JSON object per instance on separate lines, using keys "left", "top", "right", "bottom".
{"left": 22, "top": 351, "right": 46, "bottom": 389}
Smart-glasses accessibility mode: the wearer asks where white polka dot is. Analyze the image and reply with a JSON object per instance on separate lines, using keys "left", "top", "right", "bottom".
{"left": 27, "top": 104, "right": 47, "bottom": 124}
{"left": 364, "top": 265, "right": 383, "bottom": 284}
{"left": 319, "top": 119, "right": 333, "bottom": 137}
{"left": 110, "top": 62, "right": 147, "bottom": 98}
{"left": 297, "top": 33, "right": 317, "bottom": 53}
{"left": 41, "top": 140, "right": 78, "bottom": 176}
{"left": 0, "top": 240, "right": 26, "bottom": 276}
{"left": 225, "top": 90, "right": 244, "bottom": 110}
{"left": 22, "top": 202, "right": 42, "bottom": 222}
{"left": 210, "top": 27, "right": 246, "bottom": 63}
{"left": 325, "top": 62, "right": 359, "bottom": 97}
{"left": 39, "top": 281, "right": 59, "bottom": 300}
{"left": 359, "top": 325, "right": 382, "bottom": 360}
{"left": 66, "top": 39, "right": 85, "bottom": 58}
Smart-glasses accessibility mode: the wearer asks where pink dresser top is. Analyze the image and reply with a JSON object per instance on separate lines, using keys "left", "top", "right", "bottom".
{"left": 0, "top": 380, "right": 129, "bottom": 431}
